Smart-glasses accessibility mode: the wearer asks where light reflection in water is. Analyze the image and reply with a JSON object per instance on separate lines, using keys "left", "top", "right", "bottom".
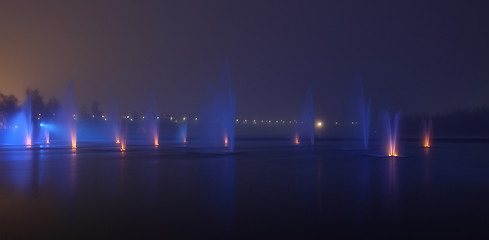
{"left": 387, "top": 157, "right": 397, "bottom": 215}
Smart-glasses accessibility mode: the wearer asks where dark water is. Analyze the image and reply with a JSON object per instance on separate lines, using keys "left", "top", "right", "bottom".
{"left": 0, "top": 140, "right": 488, "bottom": 239}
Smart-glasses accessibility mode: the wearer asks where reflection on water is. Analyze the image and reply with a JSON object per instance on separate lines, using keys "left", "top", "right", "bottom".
{"left": 0, "top": 141, "right": 488, "bottom": 238}
{"left": 387, "top": 157, "right": 397, "bottom": 215}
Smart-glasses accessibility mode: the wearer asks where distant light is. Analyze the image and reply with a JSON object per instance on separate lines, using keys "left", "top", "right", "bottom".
{"left": 92, "top": 115, "right": 95, "bottom": 118}
{"left": 170, "top": 117, "right": 173, "bottom": 120}
{"left": 183, "top": 117, "right": 186, "bottom": 121}
{"left": 316, "top": 121, "right": 323, "bottom": 128}
{"left": 195, "top": 117, "right": 198, "bottom": 121}
{"left": 157, "top": 117, "right": 160, "bottom": 120}
{"left": 335, "top": 121, "right": 339, "bottom": 125}
{"left": 236, "top": 119, "right": 239, "bottom": 122}
{"left": 40, "top": 123, "right": 44, "bottom": 127}
{"left": 142, "top": 116, "right": 145, "bottom": 119}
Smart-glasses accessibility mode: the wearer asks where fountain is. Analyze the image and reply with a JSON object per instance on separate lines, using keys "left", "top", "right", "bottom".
{"left": 199, "top": 62, "right": 236, "bottom": 151}
{"left": 422, "top": 118, "right": 432, "bottom": 148}
{"left": 383, "top": 111, "right": 401, "bottom": 157}
{"left": 108, "top": 101, "right": 121, "bottom": 144}
{"left": 119, "top": 119, "right": 128, "bottom": 151}
{"left": 146, "top": 92, "right": 160, "bottom": 146}
{"left": 40, "top": 122, "right": 50, "bottom": 144}
{"left": 57, "top": 83, "right": 77, "bottom": 149}
{"left": 356, "top": 75, "right": 371, "bottom": 151}
{"left": 6, "top": 95, "right": 33, "bottom": 146}
{"left": 294, "top": 88, "right": 314, "bottom": 145}
{"left": 178, "top": 123, "right": 187, "bottom": 143}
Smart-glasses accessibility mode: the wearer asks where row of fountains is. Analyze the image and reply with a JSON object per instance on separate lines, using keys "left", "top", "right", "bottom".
{"left": 291, "top": 76, "right": 433, "bottom": 157}
{"left": 1, "top": 71, "right": 433, "bottom": 157}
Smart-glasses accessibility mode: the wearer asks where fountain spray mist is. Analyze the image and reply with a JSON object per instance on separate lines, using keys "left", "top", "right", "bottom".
{"left": 146, "top": 92, "right": 160, "bottom": 146}
{"left": 422, "top": 119, "right": 432, "bottom": 148}
{"left": 58, "top": 82, "right": 77, "bottom": 149}
{"left": 295, "top": 88, "right": 314, "bottom": 145}
{"left": 356, "top": 75, "right": 371, "bottom": 151}
{"left": 384, "top": 111, "right": 401, "bottom": 157}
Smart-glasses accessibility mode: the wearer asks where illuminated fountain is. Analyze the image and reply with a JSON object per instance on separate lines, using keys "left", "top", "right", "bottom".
{"left": 41, "top": 123, "right": 50, "bottom": 144}
{"left": 7, "top": 95, "right": 33, "bottom": 146}
{"left": 200, "top": 62, "right": 236, "bottom": 151}
{"left": 3, "top": 95, "right": 32, "bottom": 146}
{"left": 109, "top": 101, "right": 120, "bottom": 144}
{"left": 57, "top": 83, "right": 77, "bottom": 149}
{"left": 23, "top": 95, "right": 33, "bottom": 146}
{"left": 422, "top": 118, "right": 432, "bottom": 148}
{"left": 146, "top": 93, "right": 160, "bottom": 146}
{"left": 357, "top": 75, "right": 371, "bottom": 151}
{"left": 119, "top": 119, "right": 128, "bottom": 151}
{"left": 384, "top": 111, "right": 401, "bottom": 157}
{"left": 294, "top": 133, "right": 300, "bottom": 145}
{"left": 294, "top": 88, "right": 314, "bottom": 145}
{"left": 178, "top": 124, "right": 187, "bottom": 143}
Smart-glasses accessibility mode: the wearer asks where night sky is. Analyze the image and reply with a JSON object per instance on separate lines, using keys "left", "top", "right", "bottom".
{"left": 1, "top": 0, "right": 488, "bottom": 120}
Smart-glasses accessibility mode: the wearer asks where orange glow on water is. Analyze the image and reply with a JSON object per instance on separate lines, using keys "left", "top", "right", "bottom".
{"left": 154, "top": 138, "right": 159, "bottom": 146}
{"left": 224, "top": 135, "right": 228, "bottom": 147}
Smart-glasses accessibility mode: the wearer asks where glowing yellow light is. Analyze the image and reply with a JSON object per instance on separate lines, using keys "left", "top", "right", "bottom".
{"left": 116, "top": 139, "right": 120, "bottom": 144}
{"left": 316, "top": 121, "right": 323, "bottom": 128}
{"left": 224, "top": 135, "right": 228, "bottom": 147}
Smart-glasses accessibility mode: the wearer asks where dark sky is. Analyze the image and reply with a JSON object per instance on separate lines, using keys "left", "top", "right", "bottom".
{"left": 1, "top": 0, "right": 488, "bottom": 120}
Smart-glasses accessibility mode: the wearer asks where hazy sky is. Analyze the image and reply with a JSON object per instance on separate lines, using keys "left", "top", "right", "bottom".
{"left": 1, "top": 0, "right": 488, "bottom": 120}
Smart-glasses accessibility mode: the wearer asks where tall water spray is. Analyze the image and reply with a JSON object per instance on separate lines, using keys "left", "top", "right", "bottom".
{"left": 23, "top": 95, "right": 33, "bottom": 146}
{"left": 57, "top": 83, "right": 77, "bottom": 148}
{"left": 200, "top": 62, "right": 236, "bottom": 151}
{"left": 8, "top": 95, "right": 34, "bottom": 146}
{"left": 295, "top": 88, "right": 315, "bottom": 145}
{"left": 384, "top": 111, "right": 401, "bottom": 157}
{"left": 108, "top": 101, "right": 120, "bottom": 144}
{"left": 146, "top": 92, "right": 160, "bottom": 146}
{"left": 178, "top": 124, "right": 187, "bottom": 143}
{"left": 422, "top": 118, "right": 432, "bottom": 148}
{"left": 42, "top": 123, "right": 50, "bottom": 144}
{"left": 356, "top": 75, "right": 371, "bottom": 151}
{"left": 119, "top": 119, "right": 128, "bottom": 151}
